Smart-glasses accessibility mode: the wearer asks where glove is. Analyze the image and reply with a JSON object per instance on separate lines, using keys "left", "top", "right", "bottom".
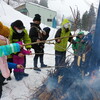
{"left": 71, "top": 39, "right": 77, "bottom": 45}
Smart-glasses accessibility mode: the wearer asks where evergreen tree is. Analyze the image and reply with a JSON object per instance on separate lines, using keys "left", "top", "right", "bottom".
{"left": 82, "top": 11, "right": 89, "bottom": 31}
{"left": 39, "top": 0, "right": 48, "bottom": 8}
{"left": 88, "top": 3, "right": 96, "bottom": 31}
{"left": 33, "top": 0, "right": 38, "bottom": 4}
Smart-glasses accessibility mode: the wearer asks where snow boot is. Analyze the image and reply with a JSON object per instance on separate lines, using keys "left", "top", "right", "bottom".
{"left": 41, "top": 64, "right": 47, "bottom": 68}
{"left": 7, "top": 76, "right": 12, "bottom": 81}
{"left": 14, "top": 72, "right": 23, "bottom": 81}
{"left": 34, "top": 67, "right": 41, "bottom": 71}
{"left": 21, "top": 72, "right": 29, "bottom": 77}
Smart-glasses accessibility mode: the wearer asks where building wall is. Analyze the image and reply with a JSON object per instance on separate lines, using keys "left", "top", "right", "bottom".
{"left": 25, "top": 2, "right": 57, "bottom": 28}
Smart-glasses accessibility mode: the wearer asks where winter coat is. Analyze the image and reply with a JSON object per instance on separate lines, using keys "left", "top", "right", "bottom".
{"left": 13, "top": 41, "right": 31, "bottom": 72}
{"left": 9, "top": 22, "right": 31, "bottom": 49}
{"left": 13, "top": 48, "right": 31, "bottom": 65}
{"left": 0, "top": 35, "right": 10, "bottom": 78}
{"left": 0, "top": 35, "right": 21, "bottom": 78}
{"left": 72, "top": 36, "right": 86, "bottom": 55}
{"left": 29, "top": 23, "right": 45, "bottom": 50}
{"left": 55, "top": 19, "right": 73, "bottom": 52}
{"left": 7, "top": 62, "right": 18, "bottom": 69}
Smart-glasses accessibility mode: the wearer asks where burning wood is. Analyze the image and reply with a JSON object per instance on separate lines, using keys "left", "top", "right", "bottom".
{"left": 31, "top": 67, "right": 100, "bottom": 100}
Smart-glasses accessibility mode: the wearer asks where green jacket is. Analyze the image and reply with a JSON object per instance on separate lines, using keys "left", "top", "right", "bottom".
{"left": 9, "top": 27, "right": 31, "bottom": 49}
{"left": 55, "top": 19, "right": 72, "bottom": 52}
{"left": 72, "top": 37, "right": 86, "bottom": 55}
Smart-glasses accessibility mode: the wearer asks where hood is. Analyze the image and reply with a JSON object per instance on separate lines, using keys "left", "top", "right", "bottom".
{"left": 61, "top": 19, "right": 71, "bottom": 26}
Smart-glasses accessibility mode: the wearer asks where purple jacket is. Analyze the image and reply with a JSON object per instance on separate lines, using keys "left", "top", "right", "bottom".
{"left": 13, "top": 48, "right": 31, "bottom": 72}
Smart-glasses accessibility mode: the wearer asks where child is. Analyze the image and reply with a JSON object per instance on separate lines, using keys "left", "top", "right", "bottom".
{"left": 0, "top": 62, "right": 24, "bottom": 98}
{"left": 72, "top": 32, "right": 86, "bottom": 69}
{"left": 13, "top": 41, "right": 32, "bottom": 81}
{"left": 0, "top": 21, "right": 23, "bottom": 98}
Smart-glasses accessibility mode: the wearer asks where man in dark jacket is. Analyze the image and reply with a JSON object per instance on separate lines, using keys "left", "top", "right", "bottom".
{"left": 29, "top": 14, "right": 50, "bottom": 71}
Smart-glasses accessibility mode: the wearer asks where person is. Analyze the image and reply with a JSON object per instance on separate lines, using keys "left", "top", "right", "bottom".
{"left": 43, "top": 27, "right": 50, "bottom": 40}
{"left": 29, "top": 14, "right": 50, "bottom": 71}
{"left": 0, "top": 62, "right": 24, "bottom": 98}
{"left": 72, "top": 32, "right": 86, "bottom": 75}
{"left": 0, "top": 22, "right": 24, "bottom": 98}
{"left": 8, "top": 20, "right": 32, "bottom": 79}
{"left": 82, "top": 24, "right": 96, "bottom": 75}
{"left": 54, "top": 19, "right": 76, "bottom": 69}
{"left": 13, "top": 41, "right": 32, "bottom": 81}
{"left": 0, "top": 22, "right": 21, "bottom": 78}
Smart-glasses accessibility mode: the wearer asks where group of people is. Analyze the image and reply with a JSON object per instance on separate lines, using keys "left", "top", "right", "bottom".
{"left": 54, "top": 18, "right": 96, "bottom": 78}
{"left": 0, "top": 13, "right": 96, "bottom": 98}
{"left": 0, "top": 14, "right": 51, "bottom": 98}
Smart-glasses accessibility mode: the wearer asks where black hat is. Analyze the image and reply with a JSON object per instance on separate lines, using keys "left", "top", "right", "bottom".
{"left": 33, "top": 14, "right": 41, "bottom": 21}
{"left": 14, "top": 20, "right": 25, "bottom": 29}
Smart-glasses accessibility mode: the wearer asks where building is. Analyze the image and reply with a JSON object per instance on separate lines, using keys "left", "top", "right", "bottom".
{"left": 15, "top": 2, "right": 57, "bottom": 28}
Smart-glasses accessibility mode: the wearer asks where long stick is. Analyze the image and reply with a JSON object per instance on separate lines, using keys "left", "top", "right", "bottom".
{"left": 22, "top": 34, "right": 77, "bottom": 46}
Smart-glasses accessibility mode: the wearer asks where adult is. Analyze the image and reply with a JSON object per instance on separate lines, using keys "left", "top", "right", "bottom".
{"left": 54, "top": 19, "right": 76, "bottom": 69}
{"left": 29, "top": 14, "right": 50, "bottom": 71}
{"left": 8, "top": 20, "right": 31, "bottom": 79}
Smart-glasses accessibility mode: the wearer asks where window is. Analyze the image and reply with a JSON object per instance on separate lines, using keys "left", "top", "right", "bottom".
{"left": 47, "top": 19, "right": 52, "bottom": 22}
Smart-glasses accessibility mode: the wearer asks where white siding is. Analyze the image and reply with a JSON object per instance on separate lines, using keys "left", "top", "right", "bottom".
{"left": 25, "top": 2, "right": 56, "bottom": 27}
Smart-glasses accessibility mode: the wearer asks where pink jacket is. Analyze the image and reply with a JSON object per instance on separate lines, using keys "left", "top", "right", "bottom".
{"left": 13, "top": 49, "right": 31, "bottom": 65}
{"left": 13, "top": 42, "right": 31, "bottom": 72}
{"left": 0, "top": 35, "right": 10, "bottom": 78}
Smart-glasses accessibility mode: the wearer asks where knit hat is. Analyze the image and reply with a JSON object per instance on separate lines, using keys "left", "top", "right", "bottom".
{"left": 0, "top": 22, "right": 10, "bottom": 38}
{"left": 14, "top": 20, "right": 25, "bottom": 29}
{"left": 33, "top": 14, "right": 41, "bottom": 21}
{"left": 78, "top": 31, "right": 84, "bottom": 35}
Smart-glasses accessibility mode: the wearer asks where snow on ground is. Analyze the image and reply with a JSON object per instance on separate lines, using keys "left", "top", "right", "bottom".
{"left": 0, "top": 1, "right": 89, "bottom": 100}
{"left": 1, "top": 45, "right": 55, "bottom": 100}
{"left": 0, "top": 1, "right": 57, "bottom": 99}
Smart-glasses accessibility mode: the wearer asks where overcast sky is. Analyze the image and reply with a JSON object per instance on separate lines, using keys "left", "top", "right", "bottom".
{"left": 48, "top": 0, "right": 99, "bottom": 19}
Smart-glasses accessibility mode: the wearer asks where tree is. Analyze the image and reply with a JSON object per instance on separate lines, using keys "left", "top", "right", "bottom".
{"left": 39, "top": 0, "right": 48, "bottom": 8}
{"left": 81, "top": 11, "right": 89, "bottom": 31}
{"left": 88, "top": 3, "right": 96, "bottom": 31}
{"left": 33, "top": 0, "right": 38, "bottom": 4}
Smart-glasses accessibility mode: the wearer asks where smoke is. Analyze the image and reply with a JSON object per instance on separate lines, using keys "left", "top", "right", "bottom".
{"left": 45, "top": 76, "right": 58, "bottom": 92}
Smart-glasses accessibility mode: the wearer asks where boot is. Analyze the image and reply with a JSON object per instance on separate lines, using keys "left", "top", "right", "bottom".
{"left": 34, "top": 56, "right": 41, "bottom": 71}
{"left": 40, "top": 55, "right": 47, "bottom": 68}
{"left": 34, "top": 67, "right": 41, "bottom": 71}
{"left": 7, "top": 76, "right": 12, "bottom": 81}
{"left": 41, "top": 63, "right": 47, "bottom": 68}
{"left": 22, "top": 72, "right": 29, "bottom": 77}
{"left": 14, "top": 71, "right": 23, "bottom": 81}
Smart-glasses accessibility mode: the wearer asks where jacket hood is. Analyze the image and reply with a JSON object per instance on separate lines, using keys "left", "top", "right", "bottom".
{"left": 0, "top": 21, "right": 10, "bottom": 38}
{"left": 61, "top": 19, "right": 71, "bottom": 26}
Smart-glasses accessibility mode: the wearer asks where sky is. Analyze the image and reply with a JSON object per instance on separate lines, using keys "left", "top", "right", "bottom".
{"left": 48, "top": 0, "right": 99, "bottom": 19}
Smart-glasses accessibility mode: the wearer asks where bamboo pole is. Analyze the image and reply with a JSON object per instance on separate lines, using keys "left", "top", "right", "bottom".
{"left": 22, "top": 34, "right": 77, "bottom": 46}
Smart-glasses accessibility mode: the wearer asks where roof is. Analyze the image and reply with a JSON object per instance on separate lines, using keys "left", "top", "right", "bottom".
{"left": 15, "top": 2, "right": 56, "bottom": 14}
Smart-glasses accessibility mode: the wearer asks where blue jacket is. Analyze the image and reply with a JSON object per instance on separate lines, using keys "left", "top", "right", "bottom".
{"left": 8, "top": 62, "right": 17, "bottom": 69}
